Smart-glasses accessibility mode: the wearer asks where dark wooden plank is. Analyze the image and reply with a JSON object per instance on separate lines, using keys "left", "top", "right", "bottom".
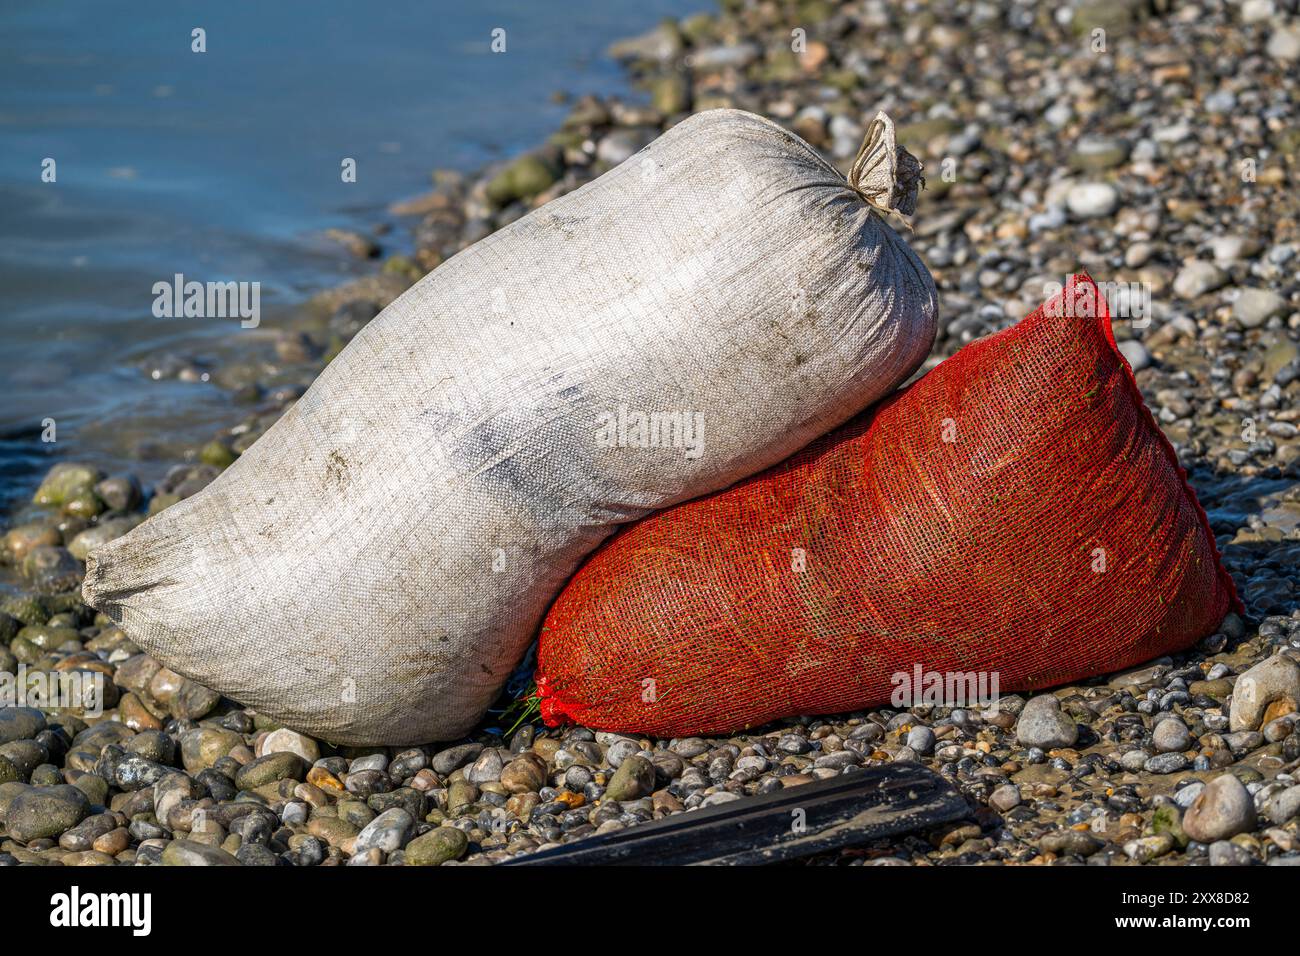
{"left": 502, "top": 762, "right": 970, "bottom": 866}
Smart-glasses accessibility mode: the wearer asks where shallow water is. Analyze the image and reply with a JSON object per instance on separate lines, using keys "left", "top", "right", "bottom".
{"left": 0, "top": 0, "right": 694, "bottom": 510}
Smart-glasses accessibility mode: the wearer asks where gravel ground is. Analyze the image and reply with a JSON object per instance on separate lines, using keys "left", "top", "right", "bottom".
{"left": 3, "top": 0, "right": 1300, "bottom": 866}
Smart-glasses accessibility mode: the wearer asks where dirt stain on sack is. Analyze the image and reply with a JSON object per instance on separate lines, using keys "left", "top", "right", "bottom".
{"left": 325, "top": 450, "right": 351, "bottom": 490}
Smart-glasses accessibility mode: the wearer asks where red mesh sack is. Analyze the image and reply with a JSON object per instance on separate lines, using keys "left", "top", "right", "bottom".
{"left": 535, "top": 275, "right": 1240, "bottom": 737}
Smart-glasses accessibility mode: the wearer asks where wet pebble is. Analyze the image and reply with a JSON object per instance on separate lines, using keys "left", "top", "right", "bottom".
{"left": 405, "top": 825, "right": 469, "bottom": 866}
{"left": 604, "top": 755, "right": 655, "bottom": 801}
{"left": 1016, "top": 695, "right": 1077, "bottom": 750}
{"left": 6, "top": 785, "right": 90, "bottom": 843}
{"left": 1065, "top": 182, "right": 1119, "bottom": 219}
{"left": 352, "top": 807, "right": 414, "bottom": 855}
{"left": 1153, "top": 717, "right": 1192, "bottom": 753}
{"left": 1183, "top": 774, "right": 1257, "bottom": 843}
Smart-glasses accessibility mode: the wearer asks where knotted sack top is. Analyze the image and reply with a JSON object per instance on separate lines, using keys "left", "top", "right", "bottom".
{"left": 847, "top": 111, "right": 924, "bottom": 224}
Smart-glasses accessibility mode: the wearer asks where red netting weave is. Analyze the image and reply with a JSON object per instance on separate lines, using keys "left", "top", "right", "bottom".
{"left": 536, "top": 275, "right": 1240, "bottom": 737}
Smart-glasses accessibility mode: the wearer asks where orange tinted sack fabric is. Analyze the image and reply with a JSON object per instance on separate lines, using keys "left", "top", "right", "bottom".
{"left": 536, "top": 275, "right": 1239, "bottom": 737}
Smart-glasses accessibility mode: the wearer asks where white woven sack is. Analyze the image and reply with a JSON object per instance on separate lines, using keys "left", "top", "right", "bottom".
{"left": 84, "top": 109, "right": 937, "bottom": 744}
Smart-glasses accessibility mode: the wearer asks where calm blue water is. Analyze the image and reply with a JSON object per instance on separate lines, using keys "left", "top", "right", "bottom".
{"left": 0, "top": 0, "right": 696, "bottom": 507}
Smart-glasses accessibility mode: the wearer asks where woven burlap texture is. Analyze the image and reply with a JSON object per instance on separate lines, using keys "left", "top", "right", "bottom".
{"left": 83, "top": 109, "right": 938, "bottom": 744}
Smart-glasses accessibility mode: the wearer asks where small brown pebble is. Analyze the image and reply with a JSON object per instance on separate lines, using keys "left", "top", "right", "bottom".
{"left": 307, "top": 766, "right": 346, "bottom": 794}
{"left": 92, "top": 827, "right": 130, "bottom": 856}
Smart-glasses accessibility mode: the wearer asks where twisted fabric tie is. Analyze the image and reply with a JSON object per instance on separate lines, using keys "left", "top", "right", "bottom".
{"left": 847, "top": 111, "right": 924, "bottom": 229}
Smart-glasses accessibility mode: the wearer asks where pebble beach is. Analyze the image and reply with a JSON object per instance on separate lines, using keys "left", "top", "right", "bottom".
{"left": 3, "top": 0, "right": 1300, "bottom": 868}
